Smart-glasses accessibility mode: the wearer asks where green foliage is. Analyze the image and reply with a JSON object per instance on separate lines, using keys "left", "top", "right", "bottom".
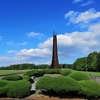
{"left": 1, "top": 74, "right": 22, "bottom": 81}
{"left": 68, "top": 72, "right": 90, "bottom": 81}
{"left": 0, "top": 80, "right": 8, "bottom": 95}
{"left": 73, "top": 51, "right": 99, "bottom": 72}
{"left": 79, "top": 80, "right": 100, "bottom": 97}
{"left": 24, "top": 70, "right": 44, "bottom": 77}
{"left": 73, "top": 57, "right": 87, "bottom": 71}
{"left": 44, "top": 69, "right": 60, "bottom": 74}
{"left": 60, "top": 70, "right": 72, "bottom": 76}
{"left": 6, "top": 80, "right": 31, "bottom": 98}
{"left": 36, "top": 76, "right": 81, "bottom": 93}
{"left": 22, "top": 75, "right": 31, "bottom": 81}
{"left": 96, "top": 52, "right": 100, "bottom": 72}
{"left": 87, "top": 51, "right": 98, "bottom": 71}
{"left": 0, "top": 63, "right": 49, "bottom": 70}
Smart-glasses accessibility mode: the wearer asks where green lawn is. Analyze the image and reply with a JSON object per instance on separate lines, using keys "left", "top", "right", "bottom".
{"left": 0, "top": 70, "right": 30, "bottom": 75}
{"left": 0, "top": 69, "right": 100, "bottom": 76}
{"left": 72, "top": 70, "right": 100, "bottom": 76}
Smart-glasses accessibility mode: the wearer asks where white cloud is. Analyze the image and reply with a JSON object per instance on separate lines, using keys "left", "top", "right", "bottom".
{"left": 1, "top": 22, "right": 100, "bottom": 66}
{"left": 65, "top": 8, "right": 100, "bottom": 25}
{"left": 16, "top": 42, "right": 28, "bottom": 46}
{"left": 1, "top": 8, "right": 100, "bottom": 66}
{"left": 6, "top": 40, "right": 14, "bottom": 46}
{"left": 17, "top": 48, "right": 51, "bottom": 57}
{"left": 7, "top": 50, "right": 17, "bottom": 53}
{"left": 27, "top": 32, "right": 40, "bottom": 38}
{"left": 73, "top": 0, "right": 83, "bottom": 3}
{"left": 6, "top": 40, "right": 28, "bottom": 46}
{"left": 0, "top": 56, "right": 20, "bottom": 66}
{"left": 0, "top": 36, "right": 2, "bottom": 41}
{"left": 80, "top": 0, "right": 95, "bottom": 6}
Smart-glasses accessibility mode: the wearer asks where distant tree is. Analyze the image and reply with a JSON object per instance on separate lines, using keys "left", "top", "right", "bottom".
{"left": 87, "top": 51, "right": 98, "bottom": 71}
{"left": 96, "top": 52, "right": 100, "bottom": 72}
{"left": 73, "top": 57, "right": 86, "bottom": 71}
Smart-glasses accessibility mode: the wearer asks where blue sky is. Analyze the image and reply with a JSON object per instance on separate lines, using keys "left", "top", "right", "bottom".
{"left": 0, "top": 0, "right": 100, "bottom": 67}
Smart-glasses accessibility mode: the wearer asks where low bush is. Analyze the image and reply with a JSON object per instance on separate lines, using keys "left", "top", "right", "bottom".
{"left": 1, "top": 74, "right": 22, "bottom": 81}
{"left": 68, "top": 72, "right": 90, "bottom": 81}
{"left": 0, "top": 80, "right": 8, "bottom": 95}
{"left": 24, "top": 70, "right": 44, "bottom": 77}
{"left": 6, "top": 80, "right": 31, "bottom": 98}
{"left": 44, "top": 69, "right": 60, "bottom": 74}
{"left": 60, "top": 70, "right": 72, "bottom": 76}
{"left": 79, "top": 80, "right": 100, "bottom": 97}
{"left": 22, "top": 75, "right": 31, "bottom": 81}
{"left": 36, "top": 76, "right": 81, "bottom": 94}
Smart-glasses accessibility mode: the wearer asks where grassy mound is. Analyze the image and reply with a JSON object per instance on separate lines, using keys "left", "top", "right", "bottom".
{"left": 36, "top": 76, "right": 81, "bottom": 94}
{"left": 60, "top": 70, "right": 72, "bottom": 76}
{"left": 1, "top": 74, "right": 22, "bottom": 81}
{"left": 79, "top": 80, "right": 100, "bottom": 97}
{"left": 68, "top": 72, "right": 90, "bottom": 81}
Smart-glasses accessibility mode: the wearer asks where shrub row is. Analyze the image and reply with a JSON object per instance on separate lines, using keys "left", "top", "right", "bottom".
{"left": 1, "top": 74, "right": 22, "bottom": 81}
{"left": 0, "top": 80, "right": 8, "bottom": 95}
{"left": 68, "top": 72, "right": 90, "bottom": 81}
{"left": 36, "top": 75, "right": 100, "bottom": 98}
{"left": 79, "top": 80, "right": 100, "bottom": 97}
{"left": 36, "top": 76, "right": 81, "bottom": 93}
{"left": 24, "top": 70, "right": 44, "bottom": 77}
{"left": 24, "top": 69, "right": 60, "bottom": 77}
{"left": 60, "top": 70, "right": 72, "bottom": 76}
{"left": 0, "top": 79, "right": 31, "bottom": 98}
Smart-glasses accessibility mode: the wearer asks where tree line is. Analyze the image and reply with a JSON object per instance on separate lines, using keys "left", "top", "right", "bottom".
{"left": 0, "top": 51, "right": 100, "bottom": 71}
{"left": 73, "top": 51, "right": 100, "bottom": 72}
{"left": 0, "top": 63, "right": 72, "bottom": 70}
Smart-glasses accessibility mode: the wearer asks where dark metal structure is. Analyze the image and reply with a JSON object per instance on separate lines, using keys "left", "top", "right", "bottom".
{"left": 50, "top": 31, "right": 60, "bottom": 68}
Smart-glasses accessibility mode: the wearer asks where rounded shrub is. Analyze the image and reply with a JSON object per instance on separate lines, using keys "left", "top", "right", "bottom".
{"left": 6, "top": 80, "right": 31, "bottom": 98}
{"left": 22, "top": 75, "right": 31, "bottom": 81}
{"left": 60, "top": 70, "right": 72, "bottom": 76}
{"left": 24, "top": 70, "right": 44, "bottom": 77}
{"left": 0, "top": 80, "right": 8, "bottom": 95}
{"left": 68, "top": 72, "right": 90, "bottom": 81}
{"left": 36, "top": 76, "right": 81, "bottom": 94}
{"left": 1, "top": 74, "right": 22, "bottom": 81}
{"left": 44, "top": 69, "right": 60, "bottom": 74}
{"left": 78, "top": 80, "right": 100, "bottom": 97}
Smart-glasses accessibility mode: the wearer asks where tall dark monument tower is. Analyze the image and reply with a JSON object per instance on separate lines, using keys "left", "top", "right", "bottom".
{"left": 50, "top": 31, "right": 60, "bottom": 69}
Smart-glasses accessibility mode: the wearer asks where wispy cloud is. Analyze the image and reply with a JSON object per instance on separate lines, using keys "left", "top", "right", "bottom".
{"left": 27, "top": 32, "right": 40, "bottom": 38}
{"left": 7, "top": 50, "right": 17, "bottom": 53}
{"left": 16, "top": 42, "right": 28, "bottom": 46}
{"left": 73, "top": 0, "right": 83, "bottom": 3}
{"left": 65, "top": 8, "right": 100, "bottom": 25}
{"left": 80, "top": 0, "right": 95, "bottom": 6}
{"left": 6, "top": 40, "right": 28, "bottom": 46}
{"left": 6, "top": 40, "right": 14, "bottom": 46}
{"left": 0, "top": 36, "right": 2, "bottom": 41}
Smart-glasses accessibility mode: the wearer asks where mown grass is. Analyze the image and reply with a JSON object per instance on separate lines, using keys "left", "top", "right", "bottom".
{"left": 0, "top": 70, "right": 30, "bottom": 75}
{"left": 0, "top": 69, "right": 100, "bottom": 76}
{"left": 71, "top": 70, "right": 100, "bottom": 76}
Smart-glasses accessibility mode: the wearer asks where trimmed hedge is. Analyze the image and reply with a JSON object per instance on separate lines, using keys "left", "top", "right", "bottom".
{"left": 60, "top": 70, "right": 72, "bottom": 76}
{"left": 0, "top": 80, "right": 8, "bottom": 95}
{"left": 1, "top": 74, "right": 22, "bottom": 81}
{"left": 0, "top": 79, "right": 31, "bottom": 98}
{"left": 68, "top": 72, "right": 90, "bottom": 81}
{"left": 24, "top": 70, "right": 44, "bottom": 77}
{"left": 6, "top": 80, "right": 31, "bottom": 98}
{"left": 22, "top": 75, "right": 31, "bottom": 81}
{"left": 44, "top": 69, "right": 60, "bottom": 74}
{"left": 36, "top": 76, "right": 81, "bottom": 93}
{"left": 79, "top": 80, "right": 100, "bottom": 97}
